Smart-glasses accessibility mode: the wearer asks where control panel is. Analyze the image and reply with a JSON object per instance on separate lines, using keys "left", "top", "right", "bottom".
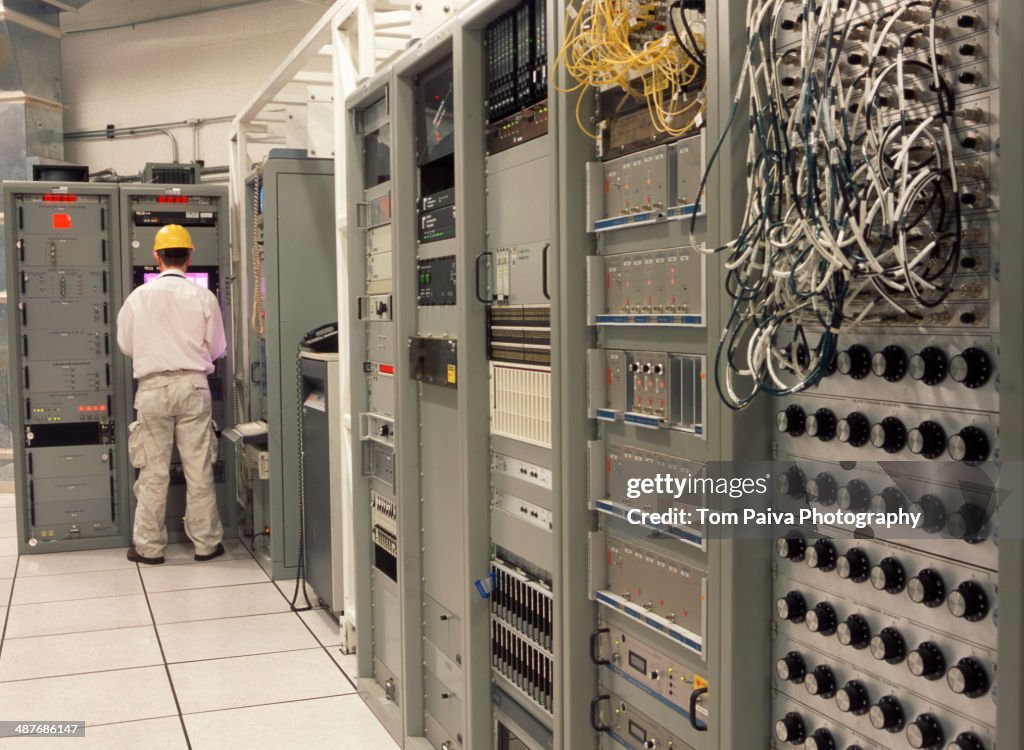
{"left": 722, "top": 1, "right": 1007, "bottom": 748}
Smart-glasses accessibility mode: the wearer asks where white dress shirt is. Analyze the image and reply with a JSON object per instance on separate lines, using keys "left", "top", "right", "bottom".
{"left": 117, "top": 269, "right": 227, "bottom": 378}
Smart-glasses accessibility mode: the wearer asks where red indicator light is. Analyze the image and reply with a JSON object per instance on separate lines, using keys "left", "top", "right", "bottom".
{"left": 379, "top": 364, "right": 395, "bottom": 375}
{"left": 100, "top": 405, "right": 107, "bottom": 411}
{"left": 79, "top": 406, "right": 85, "bottom": 412}
{"left": 43, "top": 194, "right": 77, "bottom": 202}
{"left": 52, "top": 213, "right": 72, "bottom": 229}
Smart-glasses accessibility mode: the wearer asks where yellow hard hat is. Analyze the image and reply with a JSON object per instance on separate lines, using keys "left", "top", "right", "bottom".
{"left": 153, "top": 224, "right": 195, "bottom": 252}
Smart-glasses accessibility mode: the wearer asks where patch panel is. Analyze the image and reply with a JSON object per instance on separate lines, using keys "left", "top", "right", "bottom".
{"left": 586, "top": 135, "right": 707, "bottom": 232}
{"left": 587, "top": 246, "right": 705, "bottom": 326}
{"left": 588, "top": 350, "right": 705, "bottom": 434}
{"left": 487, "top": 304, "right": 551, "bottom": 367}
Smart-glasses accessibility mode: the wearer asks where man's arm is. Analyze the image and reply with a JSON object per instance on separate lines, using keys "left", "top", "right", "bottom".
{"left": 205, "top": 295, "right": 228, "bottom": 361}
{"left": 116, "top": 298, "right": 134, "bottom": 356}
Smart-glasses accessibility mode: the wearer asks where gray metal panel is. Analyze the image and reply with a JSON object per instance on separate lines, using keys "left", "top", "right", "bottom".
{"left": 424, "top": 594, "right": 462, "bottom": 665}
{"left": 373, "top": 568, "right": 404, "bottom": 677}
{"left": 490, "top": 506, "right": 553, "bottom": 573}
{"left": 384, "top": 68, "right": 429, "bottom": 745}
{"left": 485, "top": 137, "right": 551, "bottom": 246}
{"left": 454, "top": 21, "right": 501, "bottom": 750}
{"left": 420, "top": 384, "right": 465, "bottom": 618}
{"left": 27, "top": 445, "right": 111, "bottom": 478}
{"left": 553, "top": 63, "right": 599, "bottom": 750}
{"left": 998, "top": 3, "right": 1024, "bottom": 749}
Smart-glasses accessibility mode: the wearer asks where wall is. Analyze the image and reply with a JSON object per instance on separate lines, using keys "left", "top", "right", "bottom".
{"left": 61, "top": 0, "right": 329, "bottom": 176}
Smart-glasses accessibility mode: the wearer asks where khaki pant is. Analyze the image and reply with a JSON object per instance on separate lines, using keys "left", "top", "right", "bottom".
{"left": 128, "top": 371, "right": 223, "bottom": 558}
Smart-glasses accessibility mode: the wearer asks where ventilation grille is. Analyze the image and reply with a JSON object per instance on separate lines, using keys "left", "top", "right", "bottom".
{"left": 490, "top": 364, "right": 551, "bottom": 447}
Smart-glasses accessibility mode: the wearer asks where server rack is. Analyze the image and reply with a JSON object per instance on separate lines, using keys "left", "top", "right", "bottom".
{"left": 341, "top": 1, "right": 1024, "bottom": 748}
{"left": 4, "top": 182, "right": 129, "bottom": 553}
{"left": 241, "top": 154, "right": 336, "bottom": 579}
{"left": 117, "top": 183, "right": 236, "bottom": 546}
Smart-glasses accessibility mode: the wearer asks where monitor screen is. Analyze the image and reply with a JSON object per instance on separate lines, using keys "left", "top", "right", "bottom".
{"left": 415, "top": 60, "right": 455, "bottom": 166}
{"left": 142, "top": 272, "right": 211, "bottom": 289}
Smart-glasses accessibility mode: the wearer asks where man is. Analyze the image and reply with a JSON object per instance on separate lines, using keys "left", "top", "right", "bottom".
{"left": 117, "top": 224, "right": 227, "bottom": 565}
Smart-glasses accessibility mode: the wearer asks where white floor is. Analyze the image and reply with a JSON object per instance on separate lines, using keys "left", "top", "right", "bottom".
{"left": 0, "top": 494, "right": 398, "bottom": 750}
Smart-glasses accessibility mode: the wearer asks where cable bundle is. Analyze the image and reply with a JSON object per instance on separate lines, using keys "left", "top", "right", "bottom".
{"left": 696, "top": 0, "right": 965, "bottom": 409}
{"left": 555, "top": 0, "right": 707, "bottom": 137}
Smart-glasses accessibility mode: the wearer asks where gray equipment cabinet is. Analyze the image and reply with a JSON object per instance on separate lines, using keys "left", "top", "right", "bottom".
{"left": 242, "top": 154, "right": 336, "bottom": 579}
{"left": 299, "top": 351, "right": 344, "bottom": 614}
{"left": 3, "top": 181, "right": 130, "bottom": 553}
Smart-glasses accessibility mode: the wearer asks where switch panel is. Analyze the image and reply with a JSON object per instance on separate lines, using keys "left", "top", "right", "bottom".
{"left": 417, "top": 256, "right": 457, "bottom": 306}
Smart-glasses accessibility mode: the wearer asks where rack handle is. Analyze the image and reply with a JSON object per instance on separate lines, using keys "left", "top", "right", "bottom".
{"left": 475, "top": 251, "right": 493, "bottom": 304}
{"left": 590, "top": 694, "right": 611, "bottom": 732}
{"left": 541, "top": 242, "right": 551, "bottom": 300}
{"left": 589, "top": 627, "right": 610, "bottom": 665}
{"left": 689, "top": 687, "right": 709, "bottom": 732}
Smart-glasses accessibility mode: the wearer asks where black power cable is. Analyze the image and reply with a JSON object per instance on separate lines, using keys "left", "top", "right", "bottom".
{"left": 670, "top": 1, "right": 707, "bottom": 71}
{"left": 289, "top": 346, "right": 314, "bottom": 612}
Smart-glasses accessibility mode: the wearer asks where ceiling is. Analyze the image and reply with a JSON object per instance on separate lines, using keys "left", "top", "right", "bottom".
{"left": 58, "top": 0, "right": 334, "bottom": 33}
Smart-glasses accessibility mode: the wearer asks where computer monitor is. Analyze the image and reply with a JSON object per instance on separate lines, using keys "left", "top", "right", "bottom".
{"left": 142, "top": 271, "right": 211, "bottom": 289}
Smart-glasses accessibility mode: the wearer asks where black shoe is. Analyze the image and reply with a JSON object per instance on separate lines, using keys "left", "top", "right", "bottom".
{"left": 194, "top": 542, "right": 226, "bottom": 561}
{"left": 127, "top": 546, "right": 165, "bottom": 565}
